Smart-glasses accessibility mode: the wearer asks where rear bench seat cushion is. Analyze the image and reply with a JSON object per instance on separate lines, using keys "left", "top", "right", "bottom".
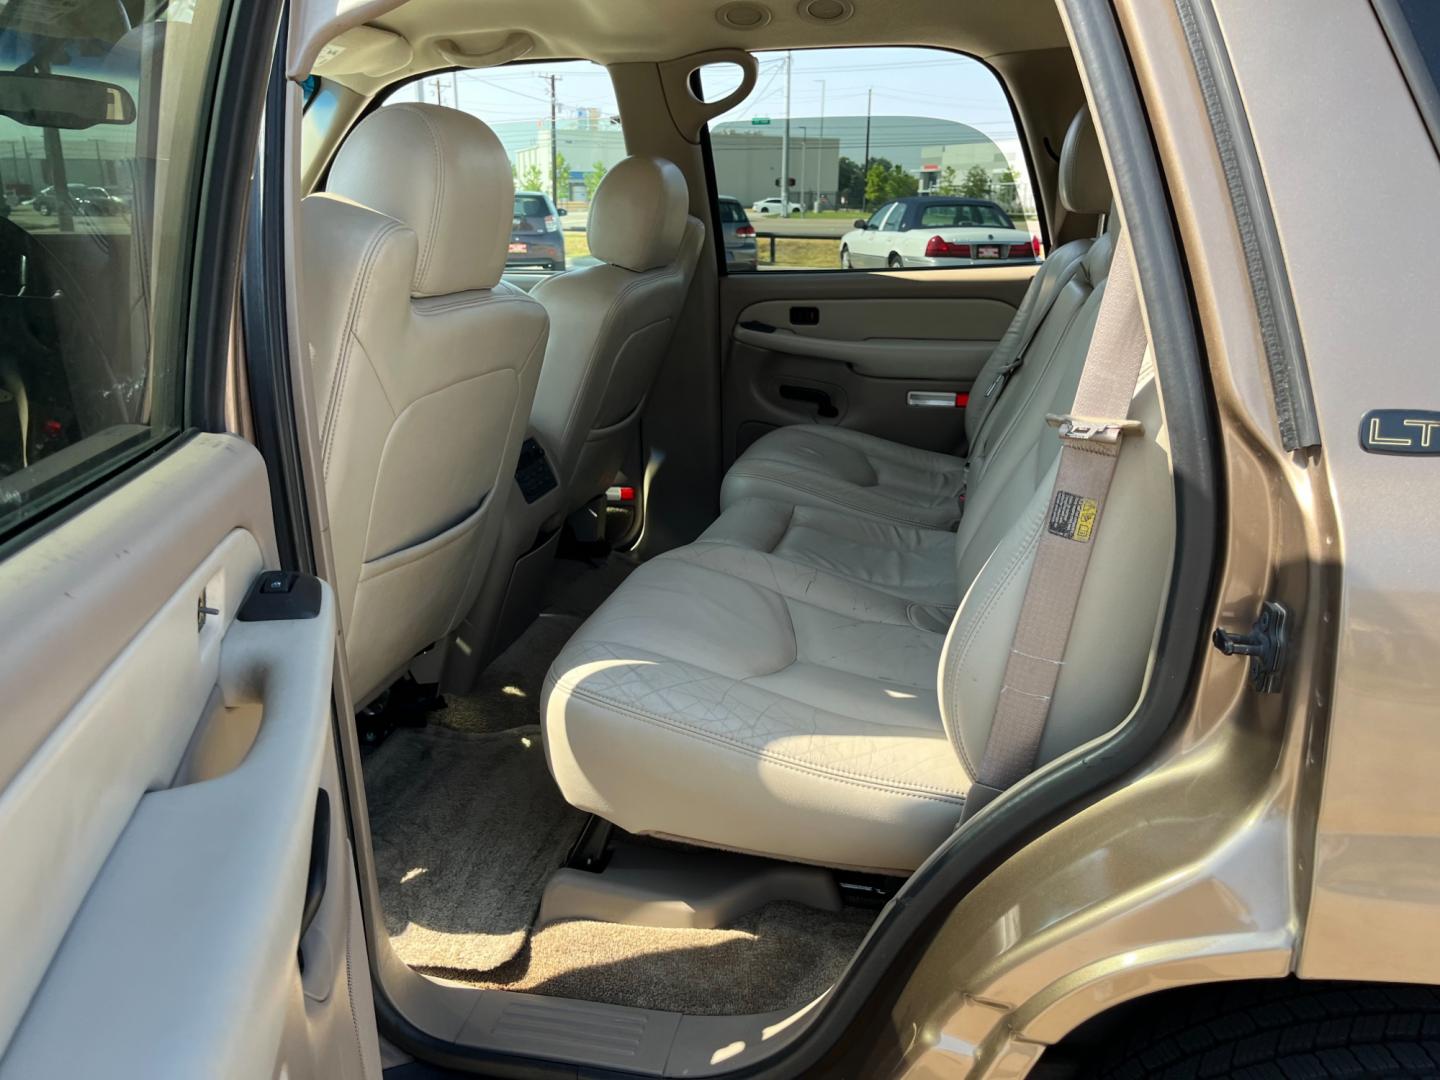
{"left": 540, "top": 542, "right": 970, "bottom": 874}
{"left": 720, "top": 425, "right": 969, "bottom": 531}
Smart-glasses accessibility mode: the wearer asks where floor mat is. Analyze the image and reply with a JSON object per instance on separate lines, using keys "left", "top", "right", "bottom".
{"left": 448, "top": 901, "right": 876, "bottom": 1016}
{"left": 364, "top": 725, "right": 586, "bottom": 974}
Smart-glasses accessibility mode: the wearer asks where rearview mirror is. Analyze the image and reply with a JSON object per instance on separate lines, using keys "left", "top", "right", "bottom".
{"left": 0, "top": 72, "right": 136, "bottom": 130}
{"left": 853, "top": 218, "right": 869, "bottom": 230}
{"left": 557, "top": 207, "right": 568, "bottom": 216}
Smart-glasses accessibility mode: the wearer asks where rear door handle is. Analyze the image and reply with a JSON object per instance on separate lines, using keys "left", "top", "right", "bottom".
{"left": 779, "top": 384, "right": 839, "bottom": 419}
{"left": 297, "top": 789, "right": 330, "bottom": 966}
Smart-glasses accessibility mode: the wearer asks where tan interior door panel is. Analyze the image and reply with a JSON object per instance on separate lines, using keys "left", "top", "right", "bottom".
{"left": 0, "top": 435, "right": 380, "bottom": 1079}
{"left": 720, "top": 269, "right": 1035, "bottom": 463}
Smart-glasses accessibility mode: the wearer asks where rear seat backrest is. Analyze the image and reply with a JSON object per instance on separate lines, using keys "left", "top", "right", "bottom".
{"left": 954, "top": 222, "right": 1116, "bottom": 587}
{"left": 939, "top": 242, "right": 1174, "bottom": 774}
{"left": 961, "top": 110, "right": 1112, "bottom": 458}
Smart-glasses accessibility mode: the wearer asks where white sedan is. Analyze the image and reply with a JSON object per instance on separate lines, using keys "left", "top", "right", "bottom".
{"left": 751, "top": 196, "right": 804, "bottom": 215}
{"left": 839, "top": 196, "right": 1039, "bottom": 269}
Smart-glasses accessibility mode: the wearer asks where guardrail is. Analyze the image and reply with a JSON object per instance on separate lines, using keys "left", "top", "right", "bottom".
{"left": 752, "top": 220, "right": 850, "bottom": 265}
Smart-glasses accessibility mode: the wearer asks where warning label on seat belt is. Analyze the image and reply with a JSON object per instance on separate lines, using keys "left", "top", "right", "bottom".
{"left": 1048, "top": 490, "right": 1098, "bottom": 543}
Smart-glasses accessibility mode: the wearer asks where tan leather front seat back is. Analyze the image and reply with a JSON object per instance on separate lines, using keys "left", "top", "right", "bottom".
{"left": 529, "top": 155, "right": 704, "bottom": 513}
{"left": 302, "top": 103, "right": 549, "bottom": 704}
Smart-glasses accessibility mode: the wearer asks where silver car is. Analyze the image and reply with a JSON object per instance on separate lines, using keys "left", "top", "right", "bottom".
{"left": 718, "top": 196, "right": 757, "bottom": 271}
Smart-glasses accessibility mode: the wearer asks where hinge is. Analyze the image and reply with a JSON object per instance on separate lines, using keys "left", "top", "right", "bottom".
{"left": 1211, "top": 600, "right": 1288, "bottom": 693}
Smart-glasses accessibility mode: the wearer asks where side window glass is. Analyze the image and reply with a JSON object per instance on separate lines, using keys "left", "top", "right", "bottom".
{"left": 0, "top": 0, "right": 226, "bottom": 538}
{"left": 380, "top": 61, "right": 625, "bottom": 277}
{"left": 705, "top": 47, "right": 1043, "bottom": 271}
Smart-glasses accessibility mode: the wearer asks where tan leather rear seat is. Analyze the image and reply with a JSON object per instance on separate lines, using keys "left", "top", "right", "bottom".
{"left": 541, "top": 214, "right": 1174, "bottom": 873}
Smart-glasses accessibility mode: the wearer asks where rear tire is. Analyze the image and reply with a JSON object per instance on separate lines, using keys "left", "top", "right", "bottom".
{"left": 1086, "top": 980, "right": 1440, "bottom": 1079}
{"left": 887, "top": 253, "right": 902, "bottom": 269}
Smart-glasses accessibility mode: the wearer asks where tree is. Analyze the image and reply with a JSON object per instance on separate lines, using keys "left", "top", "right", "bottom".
{"left": 936, "top": 165, "right": 959, "bottom": 196}
{"left": 863, "top": 161, "right": 889, "bottom": 207}
{"left": 584, "top": 160, "right": 608, "bottom": 201}
{"left": 837, "top": 155, "right": 865, "bottom": 208}
{"left": 992, "top": 166, "right": 1021, "bottom": 214}
{"left": 863, "top": 159, "right": 917, "bottom": 206}
{"left": 960, "top": 165, "right": 992, "bottom": 199}
{"left": 520, "top": 162, "right": 544, "bottom": 192}
{"left": 553, "top": 152, "right": 570, "bottom": 200}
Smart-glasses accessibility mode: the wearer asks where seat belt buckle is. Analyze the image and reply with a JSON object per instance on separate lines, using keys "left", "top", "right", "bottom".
{"left": 1046, "top": 412, "right": 1143, "bottom": 446}
{"left": 985, "top": 359, "right": 1022, "bottom": 399}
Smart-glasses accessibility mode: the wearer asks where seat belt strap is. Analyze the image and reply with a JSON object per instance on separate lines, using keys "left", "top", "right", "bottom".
{"left": 971, "top": 228, "right": 1148, "bottom": 802}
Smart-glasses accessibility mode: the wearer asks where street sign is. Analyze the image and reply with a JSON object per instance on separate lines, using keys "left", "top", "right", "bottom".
{"left": 751, "top": 117, "right": 771, "bottom": 125}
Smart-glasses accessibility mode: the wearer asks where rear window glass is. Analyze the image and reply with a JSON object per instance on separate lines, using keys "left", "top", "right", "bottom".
{"left": 513, "top": 195, "right": 552, "bottom": 223}
{"left": 917, "top": 201, "right": 1014, "bottom": 229}
{"left": 1379, "top": 0, "right": 1440, "bottom": 154}
{"left": 717, "top": 201, "right": 748, "bottom": 223}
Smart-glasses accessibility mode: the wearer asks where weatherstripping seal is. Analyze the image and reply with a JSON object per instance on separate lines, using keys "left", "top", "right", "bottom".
{"left": 1173, "top": 0, "right": 1321, "bottom": 451}
{"left": 369, "top": 0, "right": 1223, "bottom": 1074}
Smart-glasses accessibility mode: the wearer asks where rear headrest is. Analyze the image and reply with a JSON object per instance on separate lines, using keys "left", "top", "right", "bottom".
{"left": 1058, "top": 108, "right": 1110, "bottom": 216}
{"left": 588, "top": 156, "right": 689, "bottom": 272}
{"left": 327, "top": 103, "right": 511, "bottom": 296}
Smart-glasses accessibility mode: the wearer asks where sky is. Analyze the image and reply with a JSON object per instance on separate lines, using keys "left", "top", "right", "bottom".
{"left": 391, "top": 47, "right": 1021, "bottom": 143}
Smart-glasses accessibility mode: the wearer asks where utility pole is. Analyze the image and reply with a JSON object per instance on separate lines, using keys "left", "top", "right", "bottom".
{"left": 815, "top": 79, "right": 826, "bottom": 211}
{"left": 450, "top": 70, "right": 460, "bottom": 111}
{"left": 780, "top": 52, "right": 792, "bottom": 218}
{"left": 863, "top": 87, "right": 873, "bottom": 209}
{"left": 797, "top": 126, "right": 807, "bottom": 213}
{"left": 542, "top": 74, "right": 560, "bottom": 201}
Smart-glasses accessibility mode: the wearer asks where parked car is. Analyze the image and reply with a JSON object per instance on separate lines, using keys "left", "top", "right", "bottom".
{"left": 750, "top": 196, "right": 804, "bottom": 215}
{"left": 30, "top": 183, "right": 120, "bottom": 216}
{"left": 85, "top": 187, "right": 127, "bottom": 214}
{"left": 840, "top": 195, "right": 1039, "bottom": 268}
{"left": 718, "top": 196, "right": 757, "bottom": 271}
{"left": 508, "top": 190, "right": 567, "bottom": 270}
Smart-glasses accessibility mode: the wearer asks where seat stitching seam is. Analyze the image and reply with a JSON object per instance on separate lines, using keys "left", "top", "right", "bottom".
{"left": 947, "top": 506, "right": 1046, "bottom": 775}
{"left": 554, "top": 678, "right": 967, "bottom": 801}
{"left": 724, "top": 471, "right": 958, "bottom": 528}
{"left": 321, "top": 221, "right": 403, "bottom": 474}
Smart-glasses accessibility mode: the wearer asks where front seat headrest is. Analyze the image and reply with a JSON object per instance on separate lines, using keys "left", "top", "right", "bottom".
{"left": 1058, "top": 108, "right": 1110, "bottom": 216}
{"left": 327, "top": 102, "right": 512, "bottom": 296}
{"left": 588, "top": 155, "right": 689, "bottom": 272}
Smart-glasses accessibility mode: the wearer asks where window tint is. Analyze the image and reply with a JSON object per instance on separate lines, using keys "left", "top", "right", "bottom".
{"left": 0, "top": 0, "right": 227, "bottom": 536}
{"left": 879, "top": 204, "right": 902, "bottom": 231}
{"left": 703, "top": 47, "right": 1041, "bottom": 271}
{"left": 717, "top": 200, "right": 748, "bottom": 223}
{"left": 382, "top": 60, "right": 625, "bottom": 275}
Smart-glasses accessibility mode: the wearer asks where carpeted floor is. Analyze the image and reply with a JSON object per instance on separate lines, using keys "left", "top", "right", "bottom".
{"left": 455, "top": 900, "right": 875, "bottom": 1016}
{"left": 435, "top": 614, "right": 580, "bottom": 735}
{"left": 364, "top": 724, "right": 587, "bottom": 972}
{"left": 364, "top": 553, "right": 876, "bottom": 1015}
